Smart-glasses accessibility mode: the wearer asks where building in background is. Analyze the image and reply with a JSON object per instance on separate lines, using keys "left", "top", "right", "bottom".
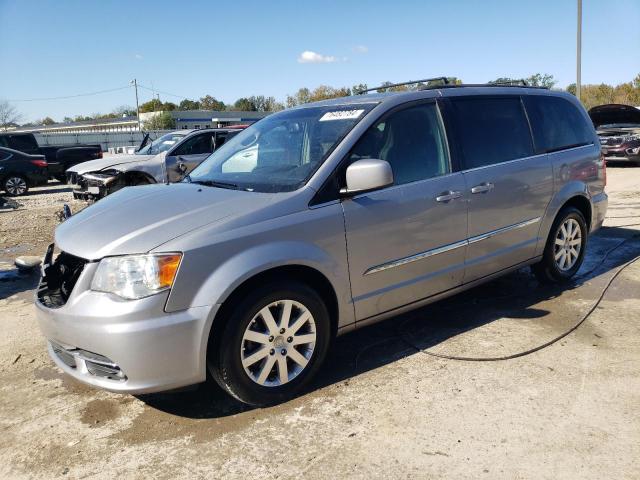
{"left": 10, "top": 110, "right": 269, "bottom": 134}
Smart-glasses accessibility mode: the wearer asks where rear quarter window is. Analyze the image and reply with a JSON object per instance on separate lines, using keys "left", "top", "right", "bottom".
{"left": 449, "top": 96, "right": 534, "bottom": 169}
{"left": 523, "top": 95, "right": 594, "bottom": 153}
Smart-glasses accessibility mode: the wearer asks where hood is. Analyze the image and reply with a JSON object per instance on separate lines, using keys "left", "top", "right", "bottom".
{"left": 588, "top": 104, "right": 640, "bottom": 129}
{"left": 68, "top": 153, "right": 156, "bottom": 175}
{"left": 55, "top": 183, "right": 282, "bottom": 260}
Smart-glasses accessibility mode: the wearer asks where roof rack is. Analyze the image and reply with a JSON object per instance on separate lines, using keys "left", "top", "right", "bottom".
{"left": 356, "top": 77, "right": 450, "bottom": 95}
{"left": 430, "top": 82, "right": 549, "bottom": 90}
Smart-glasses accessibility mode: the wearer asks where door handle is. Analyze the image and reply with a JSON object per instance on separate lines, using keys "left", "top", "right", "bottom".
{"left": 435, "top": 190, "right": 462, "bottom": 202}
{"left": 471, "top": 182, "right": 494, "bottom": 194}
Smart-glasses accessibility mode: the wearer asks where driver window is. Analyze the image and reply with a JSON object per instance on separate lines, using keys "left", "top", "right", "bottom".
{"left": 347, "top": 103, "right": 450, "bottom": 185}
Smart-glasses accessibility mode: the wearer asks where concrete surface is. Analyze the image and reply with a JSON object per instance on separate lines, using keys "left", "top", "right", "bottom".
{"left": 0, "top": 167, "right": 639, "bottom": 480}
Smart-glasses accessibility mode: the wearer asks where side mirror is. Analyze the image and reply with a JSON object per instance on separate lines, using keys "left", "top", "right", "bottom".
{"left": 340, "top": 159, "right": 394, "bottom": 196}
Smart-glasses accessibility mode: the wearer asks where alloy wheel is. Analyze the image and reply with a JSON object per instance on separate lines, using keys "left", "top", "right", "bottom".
{"left": 5, "top": 176, "right": 27, "bottom": 196}
{"left": 240, "top": 299, "right": 316, "bottom": 387}
{"left": 553, "top": 218, "right": 582, "bottom": 271}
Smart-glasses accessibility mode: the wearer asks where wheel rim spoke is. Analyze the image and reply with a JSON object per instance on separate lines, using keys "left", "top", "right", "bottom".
{"left": 288, "top": 311, "right": 311, "bottom": 335}
{"left": 291, "top": 333, "right": 315, "bottom": 346}
{"left": 259, "top": 307, "right": 279, "bottom": 335}
{"left": 242, "top": 347, "right": 269, "bottom": 368}
{"left": 288, "top": 348, "right": 309, "bottom": 368}
{"left": 279, "top": 300, "right": 293, "bottom": 329}
{"left": 243, "top": 330, "right": 271, "bottom": 344}
{"left": 276, "top": 356, "right": 289, "bottom": 384}
{"left": 256, "top": 355, "right": 277, "bottom": 384}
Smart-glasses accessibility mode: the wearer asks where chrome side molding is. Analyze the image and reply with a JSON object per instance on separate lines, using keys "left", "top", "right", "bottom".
{"left": 364, "top": 217, "right": 541, "bottom": 276}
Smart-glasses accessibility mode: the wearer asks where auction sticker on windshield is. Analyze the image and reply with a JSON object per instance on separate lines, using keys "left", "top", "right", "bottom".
{"left": 319, "top": 109, "right": 365, "bottom": 121}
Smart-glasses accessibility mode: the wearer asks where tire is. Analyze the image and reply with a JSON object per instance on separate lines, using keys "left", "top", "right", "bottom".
{"left": 208, "top": 281, "right": 332, "bottom": 406}
{"left": 532, "top": 206, "right": 588, "bottom": 284}
{"left": 3, "top": 175, "right": 29, "bottom": 196}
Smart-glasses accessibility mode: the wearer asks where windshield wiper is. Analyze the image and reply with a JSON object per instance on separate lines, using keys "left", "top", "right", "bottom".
{"left": 191, "top": 179, "right": 239, "bottom": 190}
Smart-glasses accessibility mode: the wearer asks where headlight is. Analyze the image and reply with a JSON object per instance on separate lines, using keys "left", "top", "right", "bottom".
{"left": 91, "top": 253, "right": 182, "bottom": 300}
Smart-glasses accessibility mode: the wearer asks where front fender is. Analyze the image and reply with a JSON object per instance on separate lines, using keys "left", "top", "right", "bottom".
{"left": 166, "top": 240, "right": 354, "bottom": 326}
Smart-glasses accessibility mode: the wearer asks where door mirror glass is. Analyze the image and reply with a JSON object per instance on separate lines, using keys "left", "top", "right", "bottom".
{"left": 342, "top": 159, "right": 394, "bottom": 195}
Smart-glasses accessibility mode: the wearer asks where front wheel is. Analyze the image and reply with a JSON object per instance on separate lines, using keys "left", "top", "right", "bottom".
{"left": 3, "top": 175, "right": 29, "bottom": 196}
{"left": 532, "top": 206, "right": 588, "bottom": 283}
{"left": 208, "top": 281, "right": 331, "bottom": 406}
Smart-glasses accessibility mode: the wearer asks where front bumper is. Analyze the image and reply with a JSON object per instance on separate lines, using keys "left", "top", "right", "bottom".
{"left": 67, "top": 171, "right": 114, "bottom": 200}
{"left": 35, "top": 263, "right": 218, "bottom": 393}
{"left": 602, "top": 145, "right": 640, "bottom": 163}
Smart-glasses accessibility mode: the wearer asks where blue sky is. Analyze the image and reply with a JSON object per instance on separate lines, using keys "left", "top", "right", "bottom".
{"left": 1, "top": 0, "right": 638, "bottom": 122}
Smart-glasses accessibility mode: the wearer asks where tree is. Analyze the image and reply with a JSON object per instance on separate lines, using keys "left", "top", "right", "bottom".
{"left": 199, "top": 95, "right": 226, "bottom": 111}
{"left": 113, "top": 105, "right": 137, "bottom": 117}
{"left": 143, "top": 111, "right": 176, "bottom": 130}
{"left": 139, "top": 99, "right": 163, "bottom": 113}
{"left": 41, "top": 117, "right": 56, "bottom": 125}
{"left": 178, "top": 99, "right": 200, "bottom": 110}
{"left": 162, "top": 102, "right": 177, "bottom": 111}
{"left": 234, "top": 97, "right": 256, "bottom": 111}
{"left": 63, "top": 116, "right": 74, "bottom": 123}
{"left": 0, "top": 100, "right": 22, "bottom": 130}
{"left": 488, "top": 73, "right": 556, "bottom": 88}
{"left": 351, "top": 83, "right": 368, "bottom": 95}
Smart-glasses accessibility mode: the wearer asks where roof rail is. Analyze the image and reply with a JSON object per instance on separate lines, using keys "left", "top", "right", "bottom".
{"left": 356, "top": 77, "right": 450, "bottom": 95}
{"left": 421, "top": 82, "right": 549, "bottom": 90}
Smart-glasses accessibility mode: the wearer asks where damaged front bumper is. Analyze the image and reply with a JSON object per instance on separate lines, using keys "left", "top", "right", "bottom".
{"left": 67, "top": 171, "right": 118, "bottom": 200}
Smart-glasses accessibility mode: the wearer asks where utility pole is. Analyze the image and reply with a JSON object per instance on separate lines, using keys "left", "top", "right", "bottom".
{"left": 130, "top": 79, "right": 141, "bottom": 131}
{"left": 576, "top": 0, "right": 582, "bottom": 101}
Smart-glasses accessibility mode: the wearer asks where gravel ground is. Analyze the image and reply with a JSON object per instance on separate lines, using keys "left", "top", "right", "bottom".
{"left": 0, "top": 168, "right": 639, "bottom": 479}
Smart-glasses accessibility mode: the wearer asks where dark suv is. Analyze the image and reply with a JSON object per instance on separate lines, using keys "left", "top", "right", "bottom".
{"left": 589, "top": 104, "right": 640, "bottom": 165}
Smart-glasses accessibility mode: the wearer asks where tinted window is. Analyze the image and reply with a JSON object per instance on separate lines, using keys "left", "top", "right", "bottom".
{"left": 523, "top": 95, "right": 593, "bottom": 153}
{"left": 450, "top": 97, "right": 534, "bottom": 169}
{"left": 173, "top": 133, "right": 213, "bottom": 156}
{"left": 9, "top": 134, "right": 38, "bottom": 153}
{"left": 0, "top": 137, "right": 8, "bottom": 148}
{"left": 0, "top": 149, "right": 11, "bottom": 161}
{"left": 347, "top": 103, "right": 449, "bottom": 185}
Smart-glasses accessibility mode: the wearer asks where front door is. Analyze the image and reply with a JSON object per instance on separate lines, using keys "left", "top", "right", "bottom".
{"left": 341, "top": 101, "right": 469, "bottom": 321}
{"left": 446, "top": 96, "right": 553, "bottom": 282}
{"left": 165, "top": 132, "right": 216, "bottom": 182}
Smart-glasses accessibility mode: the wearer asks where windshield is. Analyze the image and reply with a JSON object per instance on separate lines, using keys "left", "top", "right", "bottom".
{"left": 137, "top": 132, "right": 186, "bottom": 155}
{"left": 187, "top": 104, "right": 376, "bottom": 192}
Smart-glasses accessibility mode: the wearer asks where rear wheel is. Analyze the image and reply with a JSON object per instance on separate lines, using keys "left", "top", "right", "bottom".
{"left": 3, "top": 175, "right": 28, "bottom": 196}
{"left": 208, "top": 281, "right": 331, "bottom": 406}
{"left": 532, "top": 206, "right": 587, "bottom": 283}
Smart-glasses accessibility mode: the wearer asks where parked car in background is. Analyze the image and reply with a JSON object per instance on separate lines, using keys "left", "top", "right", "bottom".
{"left": 36, "top": 84, "right": 606, "bottom": 406}
{"left": 0, "top": 132, "right": 102, "bottom": 181}
{"left": 67, "top": 128, "right": 244, "bottom": 200}
{"left": 589, "top": 104, "right": 640, "bottom": 165}
{"left": 0, "top": 146, "right": 49, "bottom": 195}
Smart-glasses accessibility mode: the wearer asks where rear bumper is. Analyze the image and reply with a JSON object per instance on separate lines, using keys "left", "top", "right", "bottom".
{"left": 591, "top": 191, "right": 608, "bottom": 233}
{"left": 35, "top": 284, "right": 219, "bottom": 394}
{"left": 602, "top": 146, "right": 640, "bottom": 163}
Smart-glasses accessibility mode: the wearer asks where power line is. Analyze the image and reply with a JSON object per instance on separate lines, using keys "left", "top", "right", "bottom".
{"left": 138, "top": 84, "right": 189, "bottom": 100}
{"left": 7, "top": 86, "right": 131, "bottom": 102}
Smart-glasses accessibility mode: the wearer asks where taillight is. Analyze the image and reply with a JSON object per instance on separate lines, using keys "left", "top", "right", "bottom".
{"left": 601, "top": 151, "right": 607, "bottom": 187}
{"left": 93, "top": 151, "right": 103, "bottom": 159}
{"left": 30, "top": 159, "right": 48, "bottom": 168}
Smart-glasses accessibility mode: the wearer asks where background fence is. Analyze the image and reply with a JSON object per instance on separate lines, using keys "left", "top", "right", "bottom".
{"left": 34, "top": 130, "right": 171, "bottom": 152}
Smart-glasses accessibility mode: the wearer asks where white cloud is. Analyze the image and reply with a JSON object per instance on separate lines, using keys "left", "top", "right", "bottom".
{"left": 297, "top": 50, "right": 337, "bottom": 64}
{"left": 134, "top": 53, "right": 143, "bottom": 60}
{"left": 352, "top": 45, "right": 368, "bottom": 54}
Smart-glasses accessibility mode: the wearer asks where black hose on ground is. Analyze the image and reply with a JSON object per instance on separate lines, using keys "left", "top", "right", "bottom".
{"left": 354, "top": 230, "right": 640, "bottom": 368}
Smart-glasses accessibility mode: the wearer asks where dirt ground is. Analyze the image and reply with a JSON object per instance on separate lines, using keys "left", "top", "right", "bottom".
{"left": 0, "top": 168, "right": 639, "bottom": 480}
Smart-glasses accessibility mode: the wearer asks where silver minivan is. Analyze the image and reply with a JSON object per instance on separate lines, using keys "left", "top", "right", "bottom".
{"left": 36, "top": 84, "right": 608, "bottom": 406}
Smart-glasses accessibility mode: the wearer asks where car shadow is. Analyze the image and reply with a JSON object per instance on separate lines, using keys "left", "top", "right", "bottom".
{"left": 138, "top": 225, "right": 640, "bottom": 419}
{"left": 0, "top": 268, "right": 40, "bottom": 300}
{"left": 27, "top": 185, "right": 73, "bottom": 195}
